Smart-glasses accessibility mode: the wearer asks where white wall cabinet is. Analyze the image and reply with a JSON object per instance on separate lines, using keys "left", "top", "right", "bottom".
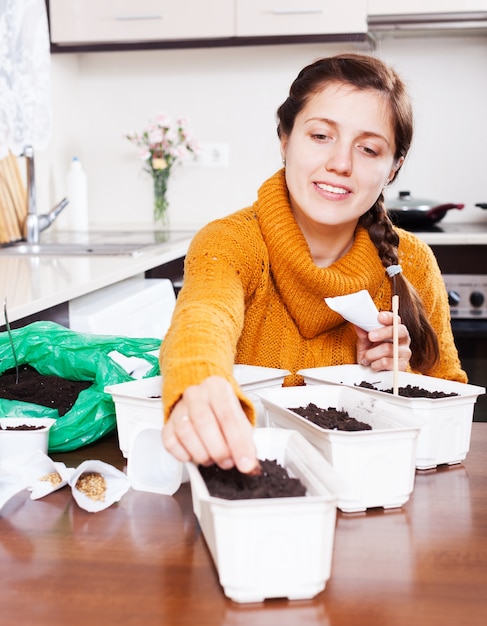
{"left": 235, "top": 1, "right": 367, "bottom": 37}
{"left": 368, "top": 1, "right": 487, "bottom": 17}
{"left": 49, "top": 0, "right": 234, "bottom": 45}
{"left": 49, "top": 0, "right": 486, "bottom": 49}
{"left": 48, "top": 0, "right": 368, "bottom": 48}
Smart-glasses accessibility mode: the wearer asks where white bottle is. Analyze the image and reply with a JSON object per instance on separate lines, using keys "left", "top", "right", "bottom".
{"left": 66, "top": 157, "right": 89, "bottom": 231}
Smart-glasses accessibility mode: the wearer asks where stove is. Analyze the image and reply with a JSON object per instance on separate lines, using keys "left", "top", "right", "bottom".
{"left": 443, "top": 274, "right": 487, "bottom": 320}
{"left": 402, "top": 221, "right": 487, "bottom": 421}
{"left": 408, "top": 222, "right": 487, "bottom": 320}
{"left": 405, "top": 225, "right": 487, "bottom": 321}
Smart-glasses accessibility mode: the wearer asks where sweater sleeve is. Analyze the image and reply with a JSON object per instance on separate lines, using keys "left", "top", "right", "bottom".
{"left": 398, "top": 230, "right": 467, "bottom": 383}
{"left": 160, "top": 211, "right": 264, "bottom": 422}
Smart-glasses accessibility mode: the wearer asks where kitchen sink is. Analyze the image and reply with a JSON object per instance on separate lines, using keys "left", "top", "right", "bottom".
{"left": 0, "top": 230, "right": 194, "bottom": 256}
{"left": 0, "top": 242, "right": 160, "bottom": 256}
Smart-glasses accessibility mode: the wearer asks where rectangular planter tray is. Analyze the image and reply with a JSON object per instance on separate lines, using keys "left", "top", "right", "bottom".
{"left": 257, "top": 384, "right": 423, "bottom": 513}
{"left": 298, "top": 365, "right": 485, "bottom": 470}
{"left": 186, "top": 427, "right": 339, "bottom": 604}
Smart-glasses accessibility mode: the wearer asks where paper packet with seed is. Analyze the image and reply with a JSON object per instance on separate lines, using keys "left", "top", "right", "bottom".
{"left": 31, "top": 457, "right": 74, "bottom": 500}
{"left": 0, "top": 449, "right": 74, "bottom": 500}
{"left": 325, "top": 289, "right": 383, "bottom": 332}
{"left": 69, "top": 460, "right": 131, "bottom": 513}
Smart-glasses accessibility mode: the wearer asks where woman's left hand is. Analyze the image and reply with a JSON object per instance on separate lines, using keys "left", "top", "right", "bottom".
{"left": 355, "top": 310, "right": 411, "bottom": 371}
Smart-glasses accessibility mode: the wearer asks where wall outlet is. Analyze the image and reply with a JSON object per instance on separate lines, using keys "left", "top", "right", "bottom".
{"left": 186, "top": 142, "right": 229, "bottom": 168}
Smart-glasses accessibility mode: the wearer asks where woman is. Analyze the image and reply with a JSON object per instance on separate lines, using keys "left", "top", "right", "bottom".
{"left": 160, "top": 53, "right": 466, "bottom": 474}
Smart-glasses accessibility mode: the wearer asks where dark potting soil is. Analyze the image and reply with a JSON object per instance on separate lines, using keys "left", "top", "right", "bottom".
{"left": 0, "top": 365, "right": 92, "bottom": 416}
{"left": 2, "top": 424, "right": 45, "bottom": 431}
{"left": 355, "top": 381, "right": 458, "bottom": 398}
{"left": 289, "top": 402, "right": 372, "bottom": 431}
{"left": 199, "top": 459, "right": 307, "bottom": 500}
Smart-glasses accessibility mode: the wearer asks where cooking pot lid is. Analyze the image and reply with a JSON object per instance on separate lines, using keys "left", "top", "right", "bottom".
{"left": 386, "top": 191, "right": 438, "bottom": 212}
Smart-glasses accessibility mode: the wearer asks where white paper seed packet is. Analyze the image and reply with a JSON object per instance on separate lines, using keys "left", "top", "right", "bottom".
{"left": 0, "top": 449, "right": 74, "bottom": 500}
{"left": 69, "top": 460, "right": 131, "bottom": 513}
{"left": 1, "top": 453, "right": 131, "bottom": 513}
{"left": 325, "top": 289, "right": 383, "bottom": 332}
{"left": 28, "top": 452, "right": 74, "bottom": 500}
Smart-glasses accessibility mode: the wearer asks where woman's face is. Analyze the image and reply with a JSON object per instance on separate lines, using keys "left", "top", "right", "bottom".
{"left": 280, "top": 82, "right": 402, "bottom": 230}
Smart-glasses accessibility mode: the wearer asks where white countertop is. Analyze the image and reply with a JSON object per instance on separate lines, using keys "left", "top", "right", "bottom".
{"left": 0, "top": 231, "right": 194, "bottom": 323}
{"left": 404, "top": 222, "right": 487, "bottom": 246}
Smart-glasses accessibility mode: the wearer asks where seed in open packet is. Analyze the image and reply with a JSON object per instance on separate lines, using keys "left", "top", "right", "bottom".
{"left": 69, "top": 460, "right": 131, "bottom": 512}
{"left": 75, "top": 472, "right": 107, "bottom": 502}
{"left": 325, "top": 290, "right": 383, "bottom": 332}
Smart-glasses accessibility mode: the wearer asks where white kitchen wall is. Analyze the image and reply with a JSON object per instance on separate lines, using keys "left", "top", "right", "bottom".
{"left": 37, "top": 33, "right": 487, "bottom": 231}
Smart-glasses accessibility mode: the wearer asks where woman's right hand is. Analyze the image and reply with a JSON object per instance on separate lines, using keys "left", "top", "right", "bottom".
{"left": 162, "top": 375, "right": 259, "bottom": 474}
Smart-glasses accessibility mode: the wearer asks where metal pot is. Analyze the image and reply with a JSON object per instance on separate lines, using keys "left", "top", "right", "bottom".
{"left": 385, "top": 191, "right": 464, "bottom": 227}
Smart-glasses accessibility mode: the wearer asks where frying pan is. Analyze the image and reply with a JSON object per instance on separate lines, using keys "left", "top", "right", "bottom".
{"left": 385, "top": 191, "right": 464, "bottom": 227}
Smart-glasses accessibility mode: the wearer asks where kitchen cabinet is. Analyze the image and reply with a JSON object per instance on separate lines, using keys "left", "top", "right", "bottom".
{"left": 368, "top": 1, "right": 487, "bottom": 16}
{"left": 235, "top": 0, "right": 367, "bottom": 37}
{"left": 48, "top": 0, "right": 370, "bottom": 51}
{"left": 368, "top": 1, "right": 487, "bottom": 30}
{"left": 48, "top": 0, "right": 234, "bottom": 45}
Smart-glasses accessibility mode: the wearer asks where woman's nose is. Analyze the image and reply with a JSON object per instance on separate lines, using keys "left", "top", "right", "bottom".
{"left": 325, "top": 142, "right": 352, "bottom": 176}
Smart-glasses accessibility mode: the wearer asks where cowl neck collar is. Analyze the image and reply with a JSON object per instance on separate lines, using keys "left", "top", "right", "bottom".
{"left": 255, "top": 170, "right": 386, "bottom": 338}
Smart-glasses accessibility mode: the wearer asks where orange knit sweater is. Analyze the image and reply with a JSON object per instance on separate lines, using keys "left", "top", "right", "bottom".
{"left": 161, "top": 169, "right": 467, "bottom": 422}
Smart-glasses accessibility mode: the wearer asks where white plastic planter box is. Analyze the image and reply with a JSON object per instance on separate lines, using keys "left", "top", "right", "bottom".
{"left": 298, "top": 365, "right": 486, "bottom": 471}
{"left": 186, "top": 427, "right": 339, "bottom": 604}
{"left": 257, "top": 384, "right": 423, "bottom": 513}
{"left": 105, "top": 365, "right": 290, "bottom": 458}
{"left": 105, "top": 376, "right": 163, "bottom": 459}
{"left": 0, "top": 417, "right": 56, "bottom": 461}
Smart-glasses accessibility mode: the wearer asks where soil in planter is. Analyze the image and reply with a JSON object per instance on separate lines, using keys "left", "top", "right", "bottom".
{"left": 289, "top": 403, "right": 372, "bottom": 431}
{"left": 199, "top": 459, "right": 307, "bottom": 500}
{"left": 2, "top": 424, "right": 45, "bottom": 431}
{"left": 355, "top": 381, "right": 458, "bottom": 399}
{"left": 0, "top": 365, "right": 92, "bottom": 416}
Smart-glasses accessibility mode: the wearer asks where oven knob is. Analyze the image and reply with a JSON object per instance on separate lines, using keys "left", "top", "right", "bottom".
{"left": 448, "top": 290, "right": 461, "bottom": 306}
{"left": 470, "top": 291, "right": 485, "bottom": 308}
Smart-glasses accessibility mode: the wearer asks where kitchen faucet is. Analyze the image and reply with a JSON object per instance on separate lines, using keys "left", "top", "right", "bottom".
{"left": 23, "top": 145, "right": 68, "bottom": 244}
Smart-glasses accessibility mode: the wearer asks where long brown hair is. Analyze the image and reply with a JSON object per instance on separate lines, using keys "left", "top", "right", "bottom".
{"left": 277, "top": 53, "right": 438, "bottom": 372}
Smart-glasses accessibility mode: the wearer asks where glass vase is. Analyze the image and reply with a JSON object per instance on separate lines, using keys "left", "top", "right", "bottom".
{"left": 153, "top": 168, "right": 170, "bottom": 231}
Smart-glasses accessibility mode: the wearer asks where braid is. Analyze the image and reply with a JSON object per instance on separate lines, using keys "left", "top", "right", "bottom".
{"left": 360, "top": 196, "right": 439, "bottom": 373}
{"left": 360, "top": 193, "right": 400, "bottom": 266}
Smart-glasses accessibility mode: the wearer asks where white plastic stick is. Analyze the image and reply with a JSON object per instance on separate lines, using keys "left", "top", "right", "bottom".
{"left": 392, "top": 295, "right": 399, "bottom": 395}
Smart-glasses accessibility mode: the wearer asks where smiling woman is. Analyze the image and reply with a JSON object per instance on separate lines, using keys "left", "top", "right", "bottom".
{"left": 159, "top": 53, "right": 467, "bottom": 475}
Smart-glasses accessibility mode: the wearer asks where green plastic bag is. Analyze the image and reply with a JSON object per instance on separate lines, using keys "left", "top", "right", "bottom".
{"left": 0, "top": 321, "right": 162, "bottom": 452}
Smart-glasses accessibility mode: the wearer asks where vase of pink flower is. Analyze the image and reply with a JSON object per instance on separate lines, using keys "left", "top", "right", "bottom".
{"left": 125, "top": 113, "right": 199, "bottom": 229}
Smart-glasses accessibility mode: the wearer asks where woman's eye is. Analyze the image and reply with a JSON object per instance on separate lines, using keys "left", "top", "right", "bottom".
{"left": 312, "top": 133, "right": 330, "bottom": 141}
{"left": 360, "top": 145, "right": 378, "bottom": 156}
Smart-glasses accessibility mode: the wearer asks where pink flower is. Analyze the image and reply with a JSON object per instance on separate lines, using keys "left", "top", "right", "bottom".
{"left": 125, "top": 113, "right": 198, "bottom": 175}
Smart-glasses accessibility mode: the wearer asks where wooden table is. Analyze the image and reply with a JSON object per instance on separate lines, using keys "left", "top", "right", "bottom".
{"left": 1, "top": 424, "right": 486, "bottom": 626}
